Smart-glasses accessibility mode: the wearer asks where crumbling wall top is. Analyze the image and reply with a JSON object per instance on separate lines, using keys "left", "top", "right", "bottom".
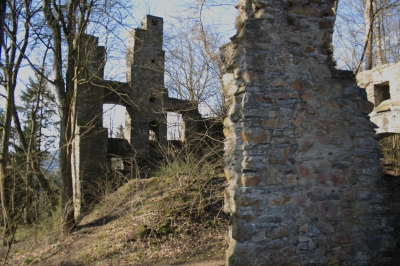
{"left": 357, "top": 61, "right": 400, "bottom": 83}
{"left": 140, "top": 15, "right": 163, "bottom": 34}
{"left": 357, "top": 62, "right": 400, "bottom": 134}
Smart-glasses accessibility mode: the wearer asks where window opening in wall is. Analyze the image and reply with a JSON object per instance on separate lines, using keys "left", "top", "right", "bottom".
{"left": 374, "top": 82, "right": 391, "bottom": 112}
{"left": 151, "top": 58, "right": 155, "bottom": 63}
{"left": 150, "top": 97, "right": 156, "bottom": 103}
{"left": 152, "top": 19, "right": 158, "bottom": 26}
{"left": 167, "top": 112, "right": 182, "bottom": 140}
{"left": 149, "top": 121, "right": 159, "bottom": 141}
{"left": 103, "top": 104, "right": 126, "bottom": 138}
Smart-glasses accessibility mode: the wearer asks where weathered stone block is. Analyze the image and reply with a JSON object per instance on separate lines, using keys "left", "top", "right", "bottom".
{"left": 240, "top": 127, "right": 271, "bottom": 145}
{"left": 269, "top": 193, "right": 292, "bottom": 206}
{"left": 241, "top": 173, "right": 260, "bottom": 187}
{"left": 222, "top": 1, "right": 398, "bottom": 265}
{"left": 358, "top": 191, "right": 373, "bottom": 201}
{"left": 292, "top": 79, "right": 311, "bottom": 91}
{"left": 268, "top": 148, "right": 292, "bottom": 164}
{"left": 237, "top": 195, "right": 260, "bottom": 207}
{"left": 231, "top": 218, "right": 255, "bottom": 242}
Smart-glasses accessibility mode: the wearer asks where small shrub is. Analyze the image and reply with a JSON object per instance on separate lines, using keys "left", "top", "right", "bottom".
{"left": 24, "top": 256, "right": 35, "bottom": 264}
{"left": 380, "top": 134, "right": 400, "bottom": 175}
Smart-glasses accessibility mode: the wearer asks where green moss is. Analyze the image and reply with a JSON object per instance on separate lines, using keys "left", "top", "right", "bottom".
{"left": 158, "top": 219, "right": 171, "bottom": 236}
{"left": 24, "top": 256, "right": 35, "bottom": 264}
{"left": 138, "top": 224, "right": 151, "bottom": 238}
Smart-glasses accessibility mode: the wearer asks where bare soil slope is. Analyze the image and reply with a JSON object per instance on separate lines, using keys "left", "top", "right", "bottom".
{"left": 1, "top": 172, "right": 228, "bottom": 265}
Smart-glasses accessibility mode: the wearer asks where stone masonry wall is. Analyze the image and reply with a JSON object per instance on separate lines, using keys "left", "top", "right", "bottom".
{"left": 357, "top": 62, "right": 400, "bottom": 134}
{"left": 72, "top": 35, "right": 108, "bottom": 219}
{"left": 126, "top": 15, "right": 167, "bottom": 155}
{"left": 221, "top": 0, "right": 399, "bottom": 265}
{"left": 71, "top": 16, "right": 203, "bottom": 217}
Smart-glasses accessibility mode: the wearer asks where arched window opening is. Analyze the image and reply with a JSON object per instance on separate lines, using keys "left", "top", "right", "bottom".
{"left": 103, "top": 104, "right": 126, "bottom": 138}
{"left": 167, "top": 112, "right": 182, "bottom": 140}
{"left": 149, "top": 121, "right": 159, "bottom": 141}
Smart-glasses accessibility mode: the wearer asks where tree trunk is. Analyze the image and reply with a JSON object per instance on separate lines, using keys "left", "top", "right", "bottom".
{"left": 0, "top": 0, "right": 5, "bottom": 59}
{"left": 0, "top": 0, "right": 33, "bottom": 245}
{"left": 42, "top": 0, "right": 76, "bottom": 234}
{"left": 23, "top": 171, "right": 34, "bottom": 225}
{"left": 373, "top": 0, "right": 384, "bottom": 66}
{"left": 12, "top": 110, "right": 58, "bottom": 210}
{"left": 59, "top": 106, "right": 75, "bottom": 233}
{"left": 364, "top": 0, "right": 374, "bottom": 70}
{"left": 0, "top": 76, "right": 16, "bottom": 246}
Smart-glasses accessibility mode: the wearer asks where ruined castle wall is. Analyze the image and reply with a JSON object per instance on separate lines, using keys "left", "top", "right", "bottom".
{"left": 72, "top": 127, "right": 108, "bottom": 218}
{"left": 222, "top": 0, "right": 398, "bottom": 264}
{"left": 74, "top": 35, "right": 105, "bottom": 128}
{"left": 126, "top": 15, "right": 167, "bottom": 154}
{"left": 71, "top": 15, "right": 203, "bottom": 217}
{"left": 357, "top": 62, "right": 400, "bottom": 108}
{"left": 357, "top": 62, "right": 400, "bottom": 134}
{"left": 72, "top": 35, "right": 108, "bottom": 218}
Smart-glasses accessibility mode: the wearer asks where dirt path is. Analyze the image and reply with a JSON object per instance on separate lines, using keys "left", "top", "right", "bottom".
{"left": 169, "top": 261, "right": 225, "bottom": 266}
{"left": 1, "top": 178, "right": 228, "bottom": 266}
{"left": 15, "top": 223, "right": 226, "bottom": 266}
{"left": 31, "top": 227, "right": 100, "bottom": 266}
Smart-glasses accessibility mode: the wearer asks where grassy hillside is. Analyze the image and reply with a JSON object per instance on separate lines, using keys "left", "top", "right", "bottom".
{"left": 0, "top": 155, "right": 228, "bottom": 265}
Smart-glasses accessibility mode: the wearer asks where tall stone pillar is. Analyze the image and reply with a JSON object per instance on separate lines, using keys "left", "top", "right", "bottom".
{"left": 72, "top": 35, "right": 108, "bottom": 219}
{"left": 221, "top": 0, "right": 399, "bottom": 265}
{"left": 126, "top": 15, "right": 167, "bottom": 157}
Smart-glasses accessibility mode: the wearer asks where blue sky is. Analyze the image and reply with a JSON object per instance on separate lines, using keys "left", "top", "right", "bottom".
{"left": 0, "top": 1, "right": 238, "bottom": 142}
{"left": 103, "top": 1, "right": 238, "bottom": 137}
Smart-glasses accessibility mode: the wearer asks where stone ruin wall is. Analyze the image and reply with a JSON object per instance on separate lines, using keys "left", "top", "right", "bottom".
{"left": 69, "top": 5, "right": 400, "bottom": 264}
{"left": 221, "top": 0, "right": 399, "bottom": 265}
{"left": 71, "top": 16, "right": 207, "bottom": 219}
{"left": 357, "top": 62, "right": 400, "bottom": 135}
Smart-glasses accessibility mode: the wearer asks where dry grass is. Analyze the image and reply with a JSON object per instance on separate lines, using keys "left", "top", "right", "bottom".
{"left": 380, "top": 134, "right": 400, "bottom": 176}
{"left": 0, "top": 151, "right": 228, "bottom": 265}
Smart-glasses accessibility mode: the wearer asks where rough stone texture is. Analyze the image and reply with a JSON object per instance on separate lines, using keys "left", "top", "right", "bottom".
{"left": 357, "top": 62, "right": 400, "bottom": 134}
{"left": 72, "top": 16, "right": 203, "bottom": 218}
{"left": 72, "top": 34, "right": 108, "bottom": 218}
{"left": 221, "top": 0, "right": 399, "bottom": 265}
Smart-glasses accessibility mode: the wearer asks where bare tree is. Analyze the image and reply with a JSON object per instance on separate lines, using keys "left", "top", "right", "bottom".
{"left": 334, "top": 0, "right": 400, "bottom": 72}
{"left": 165, "top": 0, "right": 236, "bottom": 117}
{"left": 16, "top": 71, "right": 59, "bottom": 224}
{"left": 41, "top": 0, "right": 134, "bottom": 234}
{"left": 364, "top": 0, "right": 374, "bottom": 70}
{"left": 374, "top": 0, "right": 384, "bottom": 65}
{"left": 0, "top": 0, "right": 34, "bottom": 246}
{"left": 0, "top": 0, "right": 6, "bottom": 59}
{"left": 165, "top": 20, "right": 221, "bottom": 104}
